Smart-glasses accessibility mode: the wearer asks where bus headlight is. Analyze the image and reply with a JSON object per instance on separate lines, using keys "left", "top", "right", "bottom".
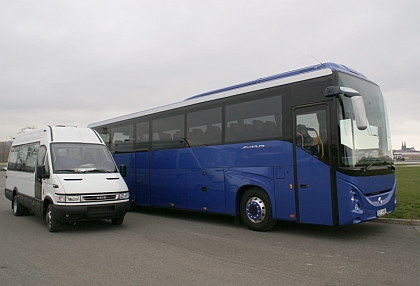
{"left": 117, "top": 192, "right": 130, "bottom": 199}
{"left": 354, "top": 203, "right": 359, "bottom": 211}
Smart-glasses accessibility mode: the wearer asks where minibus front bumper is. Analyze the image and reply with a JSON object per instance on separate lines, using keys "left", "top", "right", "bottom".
{"left": 51, "top": 201, "right": 131, "bottom": 222}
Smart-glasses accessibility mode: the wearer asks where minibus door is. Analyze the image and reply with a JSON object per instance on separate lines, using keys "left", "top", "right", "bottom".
{"left": 293, "top": 104, "right": 333, "bottom": 225}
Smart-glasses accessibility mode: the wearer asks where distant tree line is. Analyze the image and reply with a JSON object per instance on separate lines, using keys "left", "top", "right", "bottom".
{"left": 0, "top": 141, "right": 12, "bottom": 163}
{"left": 1, "top": 127, "right": 36, "bottom": 162}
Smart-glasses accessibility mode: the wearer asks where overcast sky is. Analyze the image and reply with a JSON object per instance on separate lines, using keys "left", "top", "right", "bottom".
{"left": 1, "top": 0, "right": 419, "bottom": 150}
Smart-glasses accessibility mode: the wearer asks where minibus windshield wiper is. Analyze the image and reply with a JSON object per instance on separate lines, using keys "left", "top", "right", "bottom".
{"left": 84, "top": 169, "right": 113, "bottom": 173}
{"left": 55, "top": 168, "right": 112, "bottom": 173}
{"left": 55, "top": 169, "right": 80, "bottom": 173}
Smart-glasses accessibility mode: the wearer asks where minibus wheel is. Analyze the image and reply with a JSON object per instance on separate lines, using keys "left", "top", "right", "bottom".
{"left": 13, "top": 195, "right": 25, "bottom": 216}
{"left": 240, "top": 188, "right": 276, "bottom": 231}
{"left": 111, "top": 216, "right": 124, "bottom": 225}
{"left": 46, "top": 204, "right": 60, "bottom": 232}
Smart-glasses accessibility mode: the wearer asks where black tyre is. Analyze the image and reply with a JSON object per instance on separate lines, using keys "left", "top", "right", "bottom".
{"left": 111, "top": 216, "right": 124, "bottom": 225}
{"left": 240, "top": 188, "right": 277, "bottom": 231}
{"left": 13, "top": 195, "right": 25, "bottom": 216}
{"left": 46, "top": 204, "right": 60, "bottom": 232}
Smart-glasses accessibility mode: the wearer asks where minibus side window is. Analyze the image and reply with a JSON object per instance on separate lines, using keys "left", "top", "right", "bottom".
{"left": 37, "top": 145, "right": 49, "bottom": 176}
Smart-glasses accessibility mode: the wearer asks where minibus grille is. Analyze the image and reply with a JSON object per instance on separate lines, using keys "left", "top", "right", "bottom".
{"left": 82, "top": 194, "right": 118, "bottom": 202}
{"left": 87, "top": 205, "right": 115, "bottom": 213}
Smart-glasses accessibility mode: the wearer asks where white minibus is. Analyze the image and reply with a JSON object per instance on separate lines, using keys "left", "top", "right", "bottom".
{"left": 4, "top": 126, "right": 130, "bottom": 232}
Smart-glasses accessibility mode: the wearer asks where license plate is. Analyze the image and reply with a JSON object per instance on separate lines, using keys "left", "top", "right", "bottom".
{"left": 377, "top": 208, "right": 387, "bottom": 217}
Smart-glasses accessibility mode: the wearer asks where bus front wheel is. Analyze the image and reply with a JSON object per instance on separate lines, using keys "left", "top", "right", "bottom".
{"left": 240, "top": 188, "right": 276, "bottom": 231}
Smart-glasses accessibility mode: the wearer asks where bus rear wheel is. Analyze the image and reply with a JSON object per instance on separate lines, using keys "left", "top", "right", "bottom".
{"left": 240, "top": 188, "right": 276, "bottom": 231}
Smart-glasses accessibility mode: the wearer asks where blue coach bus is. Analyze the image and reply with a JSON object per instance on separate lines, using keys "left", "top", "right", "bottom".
{"left": 88, "top": 62, "right": 396, "bottom": 231}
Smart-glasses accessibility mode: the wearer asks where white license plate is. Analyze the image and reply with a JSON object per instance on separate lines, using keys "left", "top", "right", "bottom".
{"left": 377, "top": 208, "right": 387, "bottom": 217}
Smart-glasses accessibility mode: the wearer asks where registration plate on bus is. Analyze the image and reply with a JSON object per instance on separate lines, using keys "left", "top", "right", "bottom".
{"left": 377, "top": 208, "right": 387, "bottom": 217}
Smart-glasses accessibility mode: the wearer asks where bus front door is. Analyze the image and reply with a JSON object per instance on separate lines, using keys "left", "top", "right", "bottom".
{"left": 293, "top": 104, "right": 333, "bottom": 225}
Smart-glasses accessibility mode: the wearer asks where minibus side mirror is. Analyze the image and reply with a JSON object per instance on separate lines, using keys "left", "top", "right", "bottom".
{"left": 120, "top": 164, "right": 127, "bottom": 177}
{"left": 325, "top": 86, "right": 368, "bottom": 130}
{"left": 36, "top": 165, "right": 49, "bottom": 179}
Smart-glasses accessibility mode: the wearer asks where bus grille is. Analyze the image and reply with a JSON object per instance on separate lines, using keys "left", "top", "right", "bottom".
{"left": 87, "top": 205, "right": 115, "bottom": 214}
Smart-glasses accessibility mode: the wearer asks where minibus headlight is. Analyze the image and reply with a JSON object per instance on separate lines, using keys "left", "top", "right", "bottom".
{"left": 118, "top": 192, "right": 130, "bottom": 199}
{"left": 66, "top": 195, "right": 81, "bottom": 202}
{"left": 57, "top": 195, "right": 66, "bottom": 203}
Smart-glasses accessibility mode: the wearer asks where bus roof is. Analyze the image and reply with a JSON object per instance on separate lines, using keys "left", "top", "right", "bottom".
{"left": 88, "top": 62, "right": 367, "bottom": 127}
{"left": 185, "top": 62, "right": 367, "bottom": 101}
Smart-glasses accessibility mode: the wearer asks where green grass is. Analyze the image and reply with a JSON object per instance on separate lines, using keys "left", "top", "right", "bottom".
{"left": 385, "top": 165, "right": 420, "bottom": 220}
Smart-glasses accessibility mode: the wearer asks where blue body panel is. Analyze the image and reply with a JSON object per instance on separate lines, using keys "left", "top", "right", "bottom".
{"left": 295, "top": 148, "right": 333, "bottom": 225}
{"left": 114, "top": 139, "right": 395, "bottom": 226}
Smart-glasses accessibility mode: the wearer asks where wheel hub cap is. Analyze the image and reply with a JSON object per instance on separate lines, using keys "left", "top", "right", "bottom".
{"left": 245, "top": 196, "right": 266, "bottom": 223}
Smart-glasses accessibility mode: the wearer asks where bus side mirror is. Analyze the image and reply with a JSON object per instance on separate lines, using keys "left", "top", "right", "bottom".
{"left": 120, "top": 164, "right": 127, "bottom": 177}
{"left": 325, "top": 86, "right": 367, "bottom": 130}
{"left": 351, "top": 96, "right": 367, "bottom": 130}
{"left": 36, "top": 165, "right": 49, "bottom": 179}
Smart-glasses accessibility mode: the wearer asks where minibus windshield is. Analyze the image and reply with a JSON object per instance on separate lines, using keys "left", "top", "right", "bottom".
{"left": 51, "top": 143, "right": 117, "bottom": 173}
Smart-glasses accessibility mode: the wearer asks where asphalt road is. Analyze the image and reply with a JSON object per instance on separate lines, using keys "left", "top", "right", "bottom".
{"left": 1, "top": 172, "right": 419, "bottom": 285}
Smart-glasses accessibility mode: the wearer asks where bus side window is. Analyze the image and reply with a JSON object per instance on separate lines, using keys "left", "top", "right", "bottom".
{"left": 296, "top": 110, "right": 328, "bottom": 163}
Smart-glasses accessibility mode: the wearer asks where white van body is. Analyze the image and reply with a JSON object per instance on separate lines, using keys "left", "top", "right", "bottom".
{"left": 4, "top": 126, "right": 130, "bottom": 232}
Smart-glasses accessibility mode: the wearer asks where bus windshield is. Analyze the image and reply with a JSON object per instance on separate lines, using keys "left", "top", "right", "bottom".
{"left": 337, "top": 73, "right": 393, "bottom": 169}
{"left": 51, "top": 143, "right": 117, "bottom": 173}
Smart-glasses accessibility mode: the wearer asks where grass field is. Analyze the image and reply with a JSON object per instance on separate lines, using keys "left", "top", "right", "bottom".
{"left": 385, "top": 165, "right": 420, "bottom": 220}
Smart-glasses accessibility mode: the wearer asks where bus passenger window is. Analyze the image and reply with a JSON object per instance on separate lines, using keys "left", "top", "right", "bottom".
{"left": 152, "top": 114, "right": 185, "bottom": 150}
{"left": 187, "top": 107, "right": 222, "bottom": 146}
{"left": 111, "top": 123, "right": 134, "bottom": 153}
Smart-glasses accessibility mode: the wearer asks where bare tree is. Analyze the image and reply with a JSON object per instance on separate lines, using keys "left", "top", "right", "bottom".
{"left": 21, "top": 126, "right": 36, "bottom": 132}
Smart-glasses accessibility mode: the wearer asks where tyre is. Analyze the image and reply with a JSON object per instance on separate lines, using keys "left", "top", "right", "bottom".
{"left": 111, "top": 216, "right": 124, "bottom": 225}
{"left": 46, "top": 204, "right": 60, "bottom": 232}
{"left": 13, "top": 195, "right": 25, "bottom": 216}
{"left": 240, "top": 188, "right": 277, "bottom": 231}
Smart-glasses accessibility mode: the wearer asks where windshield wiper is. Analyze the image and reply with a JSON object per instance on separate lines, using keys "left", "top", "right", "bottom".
{"left": 55, "top": 168, "right": 112, "bottom": 173}
{"left": 360, "top": 160, "right": 395, "bottom": 174}
{"left": 84, "top": 169, "right": 113, "bottom": 173}
{"left": 55, "top": 169, "right": 79, "bottom": 173}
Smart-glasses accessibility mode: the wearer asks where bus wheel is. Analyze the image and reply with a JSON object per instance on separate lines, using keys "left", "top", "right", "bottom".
{"left": 13, "top": 195, "right": 25, "bottom": 216}
{"left": 46, "top": 204, "right": 60, "bottom": 232}
{"left": 111, "top": 216, "right": 124, "bottom": 225}
{"left": 240, "top": 188, "right": 276, "bottom": 231}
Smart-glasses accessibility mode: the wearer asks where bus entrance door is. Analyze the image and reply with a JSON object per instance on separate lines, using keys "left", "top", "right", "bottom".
{"left": 293, "top": 104, "right": 333, "bottom": 225}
